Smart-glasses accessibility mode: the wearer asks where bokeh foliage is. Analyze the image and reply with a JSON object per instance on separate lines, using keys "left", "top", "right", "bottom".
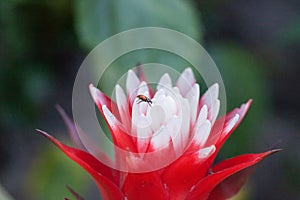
{"left": 0, "top": 0, "right": 298, "bottom": 199}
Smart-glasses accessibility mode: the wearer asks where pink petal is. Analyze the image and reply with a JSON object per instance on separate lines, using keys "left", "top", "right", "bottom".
{"left": 185, "top": 150, "right": 280, "bottom": 200}
{"left": 162, "top": 146, "right": 215, "bottom": 200}
{"left": 176, "top": 68, "right": 196, "bottom": 97}
{"left": 122, "top": 172, "right": 168, "bottom": 200}
{"left": 37, "top": 130, "right": 124, "bottom": 200}
{"left": 157, "top": 73, "right": 172, "bottom": 90}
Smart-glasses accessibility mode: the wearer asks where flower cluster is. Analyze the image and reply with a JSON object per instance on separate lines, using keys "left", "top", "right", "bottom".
{"left": 39, "top": 68, "right": 278, "bottom": 200}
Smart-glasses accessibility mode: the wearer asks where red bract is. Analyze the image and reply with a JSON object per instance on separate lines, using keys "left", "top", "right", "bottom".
{"left": 38, "top": 68, "right": 279, "bottom": 200}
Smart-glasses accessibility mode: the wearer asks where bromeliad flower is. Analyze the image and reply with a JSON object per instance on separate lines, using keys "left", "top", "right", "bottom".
{"left": 38, "top": 68, "right": 278, "bottom": 200}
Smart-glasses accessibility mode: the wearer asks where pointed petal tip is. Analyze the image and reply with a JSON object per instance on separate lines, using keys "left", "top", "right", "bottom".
{"left": 245, "top": 99, "right": 252, "bottom": 107}
{"left": 55, "top": 104, "right": 69, "bottom": 120}
{"left": 36, "top": 129, "right": 58, "bottom": 143}
{"left": 89, "top": 84, "right": 97, "bottom": 96}
{"left": 212, "top": 83, "right": 219, "bottom": 89}
{"left": 36, "top": 129, "right": 49, "bottom": 137}
{"left": 264, "top": 148, "right": 282, "bottom": 156}
{"left": 55, "top": 104, "right": 62, "bottom": 111}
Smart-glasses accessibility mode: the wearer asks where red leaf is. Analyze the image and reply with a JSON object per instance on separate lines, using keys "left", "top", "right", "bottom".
{"left": 185, "top": 150, "right": 279, "bottom": 200}
{"left": 162, "top": 146, "right": 215, "bottom": 200}
{"left": 207, "top": 167, "right": 254, "bottom": 200}
{"left": 122, "top": 172, "right": 168, "bottom": 200}
{"left": 37, "top": 130, "right": 124, "bottom": 200}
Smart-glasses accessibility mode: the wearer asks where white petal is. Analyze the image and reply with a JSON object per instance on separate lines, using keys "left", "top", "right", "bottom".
{"left": 150, "top": 126, "right": 171, "bottom": 150}
{"left": 197, "top": 105, "right": 208, "bottom": 126}
{"left": 149, "top": 105, "right": 166, "bottom": 132}
{"left": 176, "top": 68, "right": 196, "bottom": 97}
{"left": 206, "top": 83, "right": 219, "bottom": 100}
{"left": 166, "top": 116, "right": 182, "bottom": 156}
{"left": 186, "top": 83, "right": 200, "bottom": 125}
{"left": 131, "top": 101, "right": 151, "bottom": 136}
{"left": 102, "top": 105, "right": 119, "bottom": 130}
{"left": 153, "top": 95, "right": 177, "bottom": 120}
{"left": 200, "top": 84, "right": 220, "bottom": 125}
{"left": 198, "top": 145, "right": 216, "bottom": 159}
{"left": 137, "top": 126, "right": 152, "bottom": 153}
{"left": 224, "top": 114, "right": 240, "bottom": 134}
{"left": 178, "top": 97, "right": 191, "bottom": 151}
{"left": 210, "top": 99, "right": 220, "bottom": 125}
{"left": 157, "top": 73, "right": 172, "bottom": 90}
{"left": 126, "top": 70, "right": 140, "bottom": 104}
{"left": 136, "top": 81, "right": 150, "bottom": 115}
{"left": 192, "top": 119, "right": 212, "bottom": 147}
{"left": 115, "top": 84, "right": 130, "bottom": 128}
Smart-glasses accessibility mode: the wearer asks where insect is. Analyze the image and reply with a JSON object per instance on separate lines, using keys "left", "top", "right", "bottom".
{"left": 136, "top": 94, "right": 152, "bottom": 106}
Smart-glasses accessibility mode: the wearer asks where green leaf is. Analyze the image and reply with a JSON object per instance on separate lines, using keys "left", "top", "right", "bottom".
{"left": 74, "top": 0, "right": 202, "bottom": 49}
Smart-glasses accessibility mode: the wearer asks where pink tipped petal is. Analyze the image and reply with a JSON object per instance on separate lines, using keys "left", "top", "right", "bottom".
{"left": 122, "top": 172, "right": 169, "bottom": 200}
{"left": 55, "top": 105, "right": 86, "bottom": 150}
{"left": 36, "top": 130, "right": 124, "bottom": 200}
{"left": 186, "top": 150, "right": 279, "bottom": 200}
{"left": 89, "top": 84, "right": 120, "bottom": 119}
{"left": 102, "top": 106, "right": 137, "bottom": 153}
{"left": 126, "top": 70, "right": 141, "bottom": 104}
{"left": 162, "top": 145, "right": 216, "bottom": 200}
{"left": 157, "top": 73, "right": 172, "bottom": 90}
{"left": 176, "top": 68, "right": 196, "bottom": 97}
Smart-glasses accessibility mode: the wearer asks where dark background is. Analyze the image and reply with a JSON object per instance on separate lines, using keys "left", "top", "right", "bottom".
{"left": 0, "top": 0, "right": 299, "bottom": 199}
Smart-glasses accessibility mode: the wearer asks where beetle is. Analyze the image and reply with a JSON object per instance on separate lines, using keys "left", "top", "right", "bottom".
{"left": 136, "top": 94, "right": 152, "bottom": 106}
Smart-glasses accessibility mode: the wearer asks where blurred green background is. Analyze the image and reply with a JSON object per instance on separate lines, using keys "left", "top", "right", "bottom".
{"left": 0, "top": 0, "right": 299, "bottom": 199}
